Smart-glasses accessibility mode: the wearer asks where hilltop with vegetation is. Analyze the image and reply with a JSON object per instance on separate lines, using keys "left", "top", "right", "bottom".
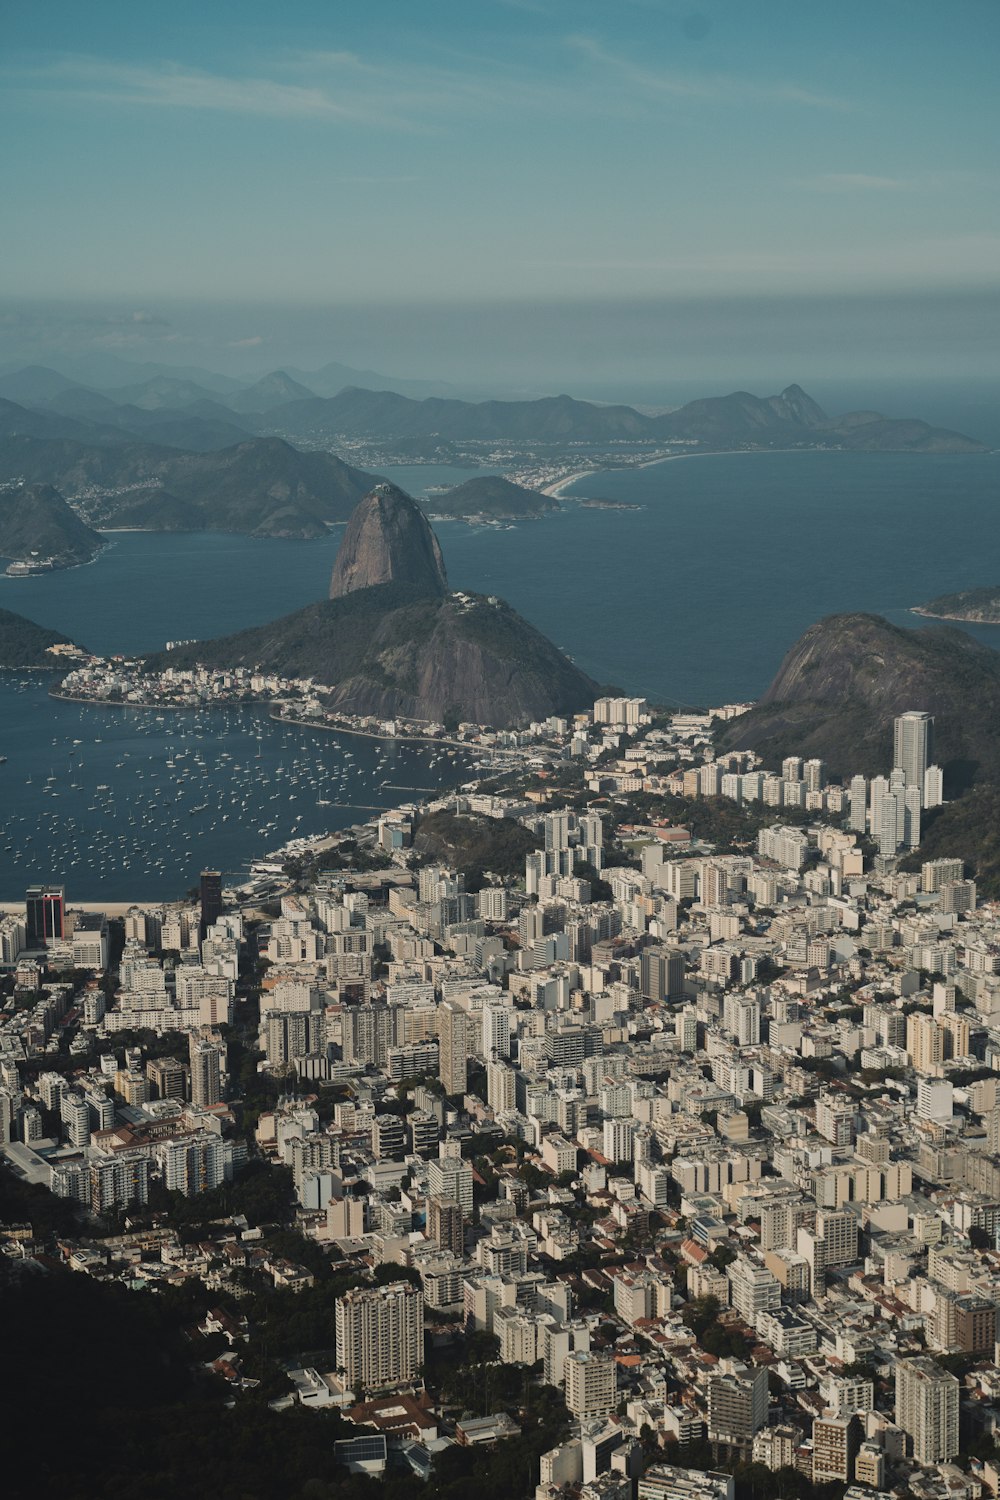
{"left": 423, "top": 476, "right": 558, "bottom": 521}
{"left": 0, "top": 605, "right": 86, "bottom": 667}
{"left": 914, "top": 585, "right": 1000, "bottom": 624}
{"left": 0, "top": 483, "right": 104, "bottom": 568}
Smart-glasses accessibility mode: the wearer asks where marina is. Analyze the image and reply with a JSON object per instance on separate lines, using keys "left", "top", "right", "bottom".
{"left": 0, "top": 675, "right": 478, "bottom": 901}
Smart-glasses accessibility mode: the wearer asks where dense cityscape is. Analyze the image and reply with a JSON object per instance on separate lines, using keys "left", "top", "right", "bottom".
{"left": 3, "top": 2, "right": 998, "bottom": 1498}
{"left": 3, "top": 688, "right": 999, "bottom": 1500}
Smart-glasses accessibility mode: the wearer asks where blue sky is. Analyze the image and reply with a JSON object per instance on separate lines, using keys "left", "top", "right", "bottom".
{"left": 2, "top": 0, "right": 998, "bottom": 386}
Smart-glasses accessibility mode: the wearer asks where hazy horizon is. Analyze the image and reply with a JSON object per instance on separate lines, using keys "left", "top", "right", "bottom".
{"left": 3, "top": 2, "right": 998, "bottom": 416}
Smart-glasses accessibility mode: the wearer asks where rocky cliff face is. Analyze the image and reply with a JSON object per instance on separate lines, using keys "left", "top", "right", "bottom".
{"left": 329, "top": 482, "right": 447, "bottom": 599}
{"left": 719, "top": 612, "right": 1000, "bottom": 789}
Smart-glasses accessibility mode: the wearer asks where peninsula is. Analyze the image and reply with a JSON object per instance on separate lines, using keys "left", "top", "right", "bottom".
{"left": 914, "top": 585, "right": 1000, "bottom": 624}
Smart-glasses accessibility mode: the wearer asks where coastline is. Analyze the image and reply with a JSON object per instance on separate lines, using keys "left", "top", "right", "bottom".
{"left": 271, "top": 708, "right": 516, "bottom": 757}
{"left": 539, "top": 444, "right": 839, "bottom": 499}
{"left": 910, "top": 607, "right": 1000, "bottom": 625}
{"left": 45, "top": 686, "right": 513, "bottom": 761}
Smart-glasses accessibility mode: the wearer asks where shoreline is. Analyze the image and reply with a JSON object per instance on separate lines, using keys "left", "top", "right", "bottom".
{"left": 46, "top": 685, "right": 511, "bottom": 760}
{"left": 539, "top": 444, "right": 838, "bottom": 499}
{"left": 910, "top": 606, "right": 1000, "bottom": 626}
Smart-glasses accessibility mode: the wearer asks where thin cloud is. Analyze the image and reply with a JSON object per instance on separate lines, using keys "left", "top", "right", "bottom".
{"left": 795, "top": 170, "right": 985, "bottom": 193}
{"left": 568, "top": 35, "right": 854, "bottom": 110}
{"left": 6, "top": 55, "right": 412, "bottom": 127}
{"left": 798, "top": 173, "right": 915, "bottom": 192}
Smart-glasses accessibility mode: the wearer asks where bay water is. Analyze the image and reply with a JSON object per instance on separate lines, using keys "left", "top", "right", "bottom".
{"left": 1, "top": 449, "right": 998, "bottom": 899}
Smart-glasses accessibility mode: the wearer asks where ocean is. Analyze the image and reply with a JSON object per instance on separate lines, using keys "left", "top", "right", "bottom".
{"left": 1, "top": 449, "right": 998, "bottom": 899}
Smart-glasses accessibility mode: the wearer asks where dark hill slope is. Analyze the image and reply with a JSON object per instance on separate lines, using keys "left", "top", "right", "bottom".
{"left": 425, "top": 475, "right": 557, "bottom": 520}
{"left": 412, "top": 810, "right": 542, "bottom": 885}
{"left": 719, "top": 612, "right": 1000, "bottom": 790}
{"left": 0, "top": 435, "right": 376, "bottom": 538}
{"left": 148, "top": 581, "right": 597, "bottom": 727}
{"left": 0, "top": 605, "right": 86, "bottom": 667}
{"left": 0, "top": 484, "right": 103, "bottom": 566}
{"left": 269, "top": 387, "right": 653, "bottom": 443}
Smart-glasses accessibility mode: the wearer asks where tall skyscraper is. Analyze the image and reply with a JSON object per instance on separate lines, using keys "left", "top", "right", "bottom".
{"left": 189, "top": 1032, "right": 226, "bottom": 1108}
{"left": 893, "top": 712, "right": 933, "bottom": 794}
{"left": 437, "top": 1000, "right": 469, "bottom": 1096}
{"left": 199, "top": 869, "right": 223, "bottom": 942}
{"left": 848, "top": 775, "right": 868, "bottom": 834}
{"left": 335, "top": 1281, "right": 423, "bottom": 1393}
{"left": 25, "top": 884, "right": 64, "bottom": 947}
{"left": 482, "top": 1003, "right": 512, "bottom": 1060}
{"left": 895, "top": 1357, "right": 959, "bottom": 1465}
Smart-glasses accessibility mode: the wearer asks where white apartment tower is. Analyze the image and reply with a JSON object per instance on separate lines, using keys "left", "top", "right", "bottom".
{"left": 893, "top": 711, "right": 933, "bottom": 795}
{"left": 335, "top": 1281, "right": 424, "bottom": 1394}
{"left": 895, "top": 1356, "right": 959, "bottom": 1465}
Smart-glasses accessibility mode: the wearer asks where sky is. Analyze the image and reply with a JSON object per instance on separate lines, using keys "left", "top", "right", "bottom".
{"left": 2, "top": 0, "right": 998, "bottom": 392}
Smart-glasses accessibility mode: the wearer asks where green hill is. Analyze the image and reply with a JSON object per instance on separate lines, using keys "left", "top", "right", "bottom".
{"left": 915, "top": 585, "right": 1000, "bottom": 623}
{"left": 0, "top": 483, "right": 104, "bottom": 568}
{"left": 0, "top": 605, "right": 86, "bottom": 667}
{"left": 424, "top": 475, "right": 557, "bottom": 521}
{"left": 719, "top": 612, "right": 1000, "bottom": 792}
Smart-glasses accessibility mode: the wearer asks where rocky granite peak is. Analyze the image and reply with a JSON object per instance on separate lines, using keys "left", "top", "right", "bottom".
{"left": 329, "top": 482, "right": 448, "bottom": 600}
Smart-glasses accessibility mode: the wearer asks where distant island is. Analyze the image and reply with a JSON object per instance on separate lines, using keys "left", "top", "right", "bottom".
{"left": 914, "top": 586, "right": 1000, "bottom": 624}
{"left": 423, "top": 475, "right": 557, "bottom": 522}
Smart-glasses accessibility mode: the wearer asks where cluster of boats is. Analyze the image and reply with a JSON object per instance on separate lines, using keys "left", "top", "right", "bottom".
{"left": 0, "top": 697, "right": 476, "bottom": 898}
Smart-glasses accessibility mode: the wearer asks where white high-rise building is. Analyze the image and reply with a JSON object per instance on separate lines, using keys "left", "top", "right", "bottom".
{"left": 335, "top": 1281, "right": 424, "bottom": 1394}
{"left": 903, "top": 786, "right": 922, "bottom": 850}
{"left": 564, "top": 1350, "right": 616, "bottom": 1419}
{"left": 894, "top": 712, "right": 933, "bottom": 796}
{"left": 189, "top": 1033, "right": 226, "bottom": 1109}
{"left": 895, "top": 1357, "right": 959, "bottom": 1465}
{"left": 437, "top": 1000, "right": 470, "bottom": 1097}
{"left": 427, "top": 1151, "right": 474, "bottom": 1213}
{"left": 482, "top": 1003, "right": 512, "bottom": 1060}
{"left": 487, "top": 1058, "right": 517, "bottom": 1114}
{"left": 848, "top": 775, "right": 867, "bottom": 834}
{"left": 924, "top": 765, "right": 944, "bottom": 809}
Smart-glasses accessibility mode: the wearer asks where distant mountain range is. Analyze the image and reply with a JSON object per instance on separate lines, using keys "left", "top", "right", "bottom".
{"left": 149, "top": 484, "right": 597, "bottom": 726}
{"left": 0, "top": 367, "right": 985, "bottom": 457}
{"left": 259, "top": 382, "right": 986, "bottom": 453}
{"left": 0, "top": 368, "right": 985, "bottom": 552}
{"left": 0, "top": 433, "right": 377, "bottom": 539}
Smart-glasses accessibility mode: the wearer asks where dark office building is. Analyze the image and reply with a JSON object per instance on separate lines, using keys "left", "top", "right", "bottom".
{"left": 199, "top": 870, "right": 223, "bottom": 942}
{"left": 26, "top": 885, "right": 64, "bottom": 948}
